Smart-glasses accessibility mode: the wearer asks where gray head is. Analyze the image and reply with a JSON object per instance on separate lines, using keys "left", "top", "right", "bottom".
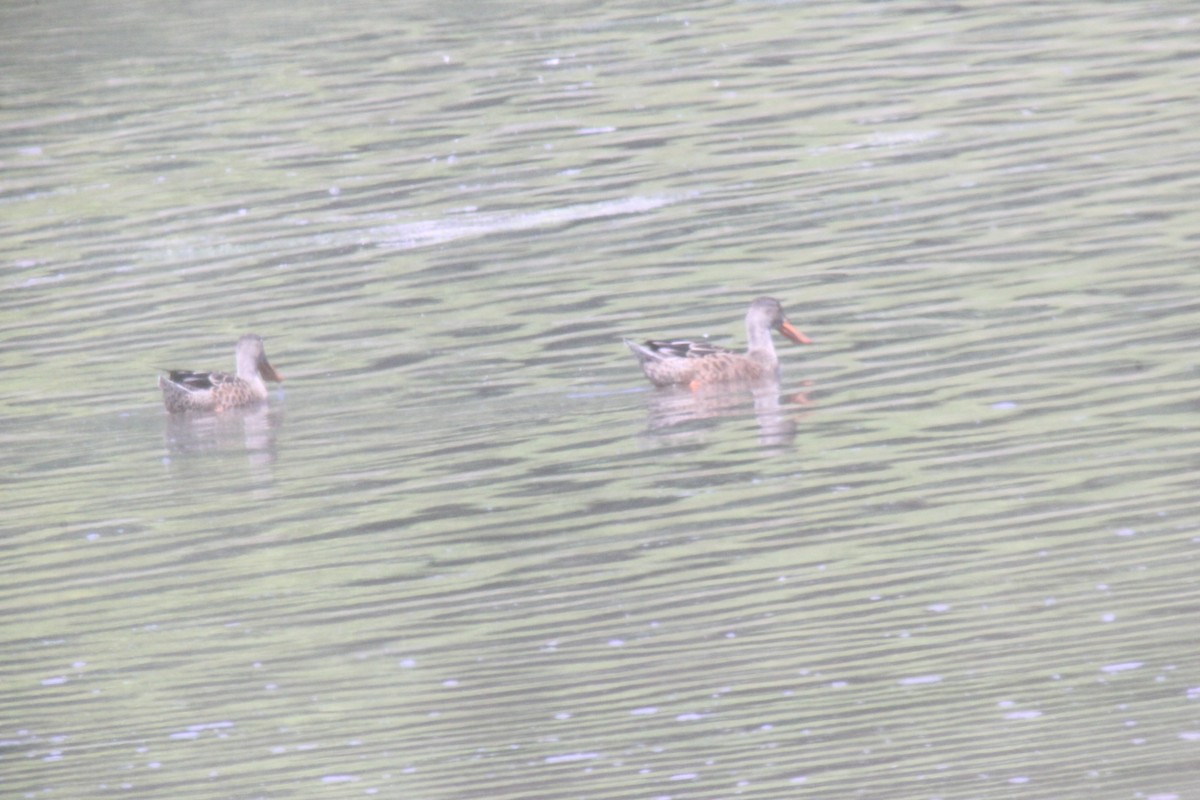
{"left": 235, "top": 334, "right": 283, "bottom": 382}
{"left": 746, "top": 298, "right": 810, "bottom": 345}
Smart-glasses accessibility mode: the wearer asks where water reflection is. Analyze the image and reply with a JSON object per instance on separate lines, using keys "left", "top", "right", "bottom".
{"left": 639, "top": 380, "right": 812, "bottom": 449}
{"left": 162, "top": 404, "right": 283, "bottom": 469}
{"left": 373, "top": 195, "right": 677, "bottom": 250}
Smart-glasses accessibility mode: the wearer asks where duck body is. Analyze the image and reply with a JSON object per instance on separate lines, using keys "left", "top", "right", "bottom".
{"left": 625, "top": 297, "right": 810, "bottom": 389}
{"left": 158, "top": 334, "right": 283, "bottom": 413}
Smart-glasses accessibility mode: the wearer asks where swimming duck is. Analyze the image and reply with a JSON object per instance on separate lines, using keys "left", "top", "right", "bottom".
{"left": 158, "top": 334, "right": 283, "bottom": 413}
{"left": 624, "top": 297, "right": 810, "bottom": 388}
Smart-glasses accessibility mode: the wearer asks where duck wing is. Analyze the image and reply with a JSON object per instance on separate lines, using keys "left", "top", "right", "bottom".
{"left": 642, "top": 339, "right": 731, "bottom": 360}
{"left": 164, "top": 369, "right": 237, "bottom": 391}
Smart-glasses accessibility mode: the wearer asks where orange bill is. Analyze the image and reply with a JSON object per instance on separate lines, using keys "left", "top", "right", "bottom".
{"left": 260, "top": 360, "right": 284, "bottom": 382}
{"left": 778, "top": 320, "right": 812, "bottom": 345}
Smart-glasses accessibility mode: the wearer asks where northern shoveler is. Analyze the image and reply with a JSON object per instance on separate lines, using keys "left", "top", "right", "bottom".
{"left": 624, "top": 297, "right": 810, "bottom": 388}
{"left": 158, "top": 334, "right": 283, "bottom": 413}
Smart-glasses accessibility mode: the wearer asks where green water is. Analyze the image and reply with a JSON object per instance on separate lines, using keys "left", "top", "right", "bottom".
{"left": 3, "top": 1, "right": 1199, "bottom": 798}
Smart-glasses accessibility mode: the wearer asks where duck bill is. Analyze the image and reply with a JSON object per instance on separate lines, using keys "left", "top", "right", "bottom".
{"left": 259, "top": 359, "right": 284, "bottom": 383}
{"left": 778, "top": 320, "right": 812, "bottom": 345}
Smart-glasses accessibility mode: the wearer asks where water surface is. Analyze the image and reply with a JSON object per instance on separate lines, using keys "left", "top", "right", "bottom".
{"left": 3, "top": 1, "right": 1200, "bottom": 798}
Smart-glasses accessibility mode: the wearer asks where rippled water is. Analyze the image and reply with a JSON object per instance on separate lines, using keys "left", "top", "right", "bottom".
{"left": 4, "top": 1, "right": 1200, "bottom": 798}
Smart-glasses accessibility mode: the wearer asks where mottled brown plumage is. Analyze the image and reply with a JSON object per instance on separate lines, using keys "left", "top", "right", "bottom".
{"left": 624, "top": 297, "right": 810, "bottom": 388}
{"left": 158, "top": 334, "right": 283, "bottom": 413}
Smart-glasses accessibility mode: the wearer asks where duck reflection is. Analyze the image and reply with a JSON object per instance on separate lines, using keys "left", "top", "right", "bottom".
{"left": 640, "top": 380, "right": 810, "bottom": 449}
{"left": 163, "top": 403, "right": 283, "bottom": 470}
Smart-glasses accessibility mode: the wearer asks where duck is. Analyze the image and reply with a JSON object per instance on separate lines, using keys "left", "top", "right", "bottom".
{"left": 624, "top": 297, "right": 810, "bottom": 389}
{"left": 158, "top": 334, "right": 283, "bottom": 413}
